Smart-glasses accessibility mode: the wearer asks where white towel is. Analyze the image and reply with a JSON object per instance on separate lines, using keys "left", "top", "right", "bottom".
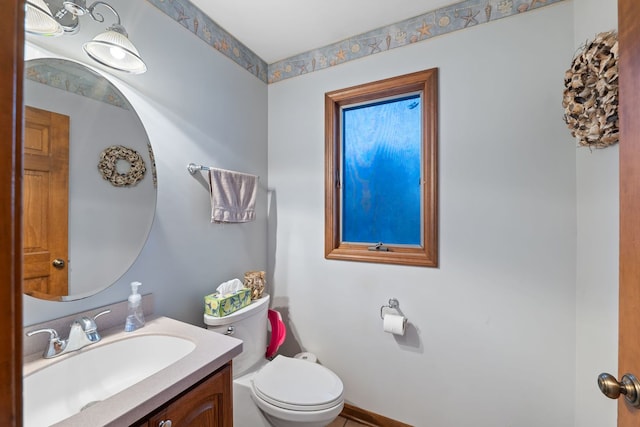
{"left": 208, "top": 168, "right": 257, "bottom": 223}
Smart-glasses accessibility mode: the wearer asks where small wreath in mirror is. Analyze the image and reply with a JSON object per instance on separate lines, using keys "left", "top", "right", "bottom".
{"left": 98, "top": 145, "right": 146, "bottom": 187}
{"left": 562, "top": 30, "right": 619, "bottom": 148}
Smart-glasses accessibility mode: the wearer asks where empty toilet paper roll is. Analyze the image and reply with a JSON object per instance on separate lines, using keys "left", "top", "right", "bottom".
{"left": 294, "top": 352, "right": 317, "bottom": 363}
{"left": 383, "top": 314, "right": 407, "bottom": 336}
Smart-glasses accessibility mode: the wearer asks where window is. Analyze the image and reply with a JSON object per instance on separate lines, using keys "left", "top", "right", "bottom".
{"left": 324, "top": 69, "right": 438, "bottom": 267}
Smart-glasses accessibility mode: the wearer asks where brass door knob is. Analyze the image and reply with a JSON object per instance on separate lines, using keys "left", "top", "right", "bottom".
{"left": 52, "top": 258, "right": 65, "bottom": 269}
{"left": 51, "top": 258, "right": 64, "bottom": 270}
{"left": 598, "top": 373, "right": 640, "bottom": 407}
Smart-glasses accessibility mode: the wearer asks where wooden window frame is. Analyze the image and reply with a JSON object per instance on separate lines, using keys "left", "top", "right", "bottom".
{"left": 324, "top": 68, "right": 439, "bottom": 267}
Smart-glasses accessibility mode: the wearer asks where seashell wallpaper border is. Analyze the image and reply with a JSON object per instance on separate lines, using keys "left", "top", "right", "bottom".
{"left": 147, "top": 0, "right": 568, "bottom": 84}
{"left": 26, "top": 58, "right": 130, "bottom": 109}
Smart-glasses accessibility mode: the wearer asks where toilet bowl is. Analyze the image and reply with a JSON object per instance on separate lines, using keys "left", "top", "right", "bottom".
{"left": 204, "top": 294, "right": 344, "bottom": 427}
{"left": 251, "top": 355, "right": 344, "bottom": 427}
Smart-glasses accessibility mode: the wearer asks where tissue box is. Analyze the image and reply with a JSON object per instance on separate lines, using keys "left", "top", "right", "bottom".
{"left": 204, "top": 288, "right": 251, "bottom": 317}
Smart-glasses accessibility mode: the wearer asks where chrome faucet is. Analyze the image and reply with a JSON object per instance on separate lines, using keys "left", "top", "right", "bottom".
{"left": 26, "top": 309, "right": 111, "bottom": 359}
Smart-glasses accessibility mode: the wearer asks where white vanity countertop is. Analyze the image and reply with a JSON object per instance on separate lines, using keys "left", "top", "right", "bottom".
{"left": 23, "top": 315, "right": 242, "bottom": 426}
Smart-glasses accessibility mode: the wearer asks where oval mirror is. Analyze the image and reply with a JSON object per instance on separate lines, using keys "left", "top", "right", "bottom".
{"left": 23, "top": 57, "right": 156, "bottom": 301}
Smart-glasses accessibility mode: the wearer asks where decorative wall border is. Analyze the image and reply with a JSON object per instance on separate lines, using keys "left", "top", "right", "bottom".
{"left": 148, "top": 0, "right": 567, "bottom": 85}
{"left": 147, "top": 0, "right": 268, "bottom": 83}
{"left": 268, "top": 0, "right": 566, "bottom": 83}
{"left": 25, "top": 58, "right": 130, "bottom": 109}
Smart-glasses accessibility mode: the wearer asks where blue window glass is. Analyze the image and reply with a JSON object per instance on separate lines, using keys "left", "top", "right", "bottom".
{"left": 341, "top": 94, "right": 422, "bottom": 245}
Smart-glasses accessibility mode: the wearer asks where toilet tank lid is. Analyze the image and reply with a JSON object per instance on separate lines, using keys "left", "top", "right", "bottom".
{"left": 204, "top": 294, "right": 270, "bottom": 326}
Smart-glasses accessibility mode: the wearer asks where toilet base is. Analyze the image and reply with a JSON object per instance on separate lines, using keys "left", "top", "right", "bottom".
{"left": 233, "top": 366, "right": 271, "bottom": 427}
{"left": 260, "top": 411, "right": 341, "bottom": 427}
{"left": 253, "top": 396, "right": 344, "bottom": 427}
{"left": 232, "top": 360, "right": 343, "bottom": 427}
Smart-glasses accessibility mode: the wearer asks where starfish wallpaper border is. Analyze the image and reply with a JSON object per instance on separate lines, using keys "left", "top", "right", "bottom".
{"left": 148, "top": 0, "right": 567, "bottom": 84}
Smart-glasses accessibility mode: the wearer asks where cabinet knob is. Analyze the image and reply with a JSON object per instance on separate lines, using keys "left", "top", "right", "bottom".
{"left": 158, "top": 421, "right": 172, "bottom": 427}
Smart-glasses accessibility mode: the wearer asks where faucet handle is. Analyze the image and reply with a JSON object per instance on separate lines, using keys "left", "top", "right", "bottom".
{"left": 74, "top": 309, "right": 111, "bottom": 332}
{"left": 26, "top": 328, "right": 65, "bottom": 358}
{"left": 26, "top": 327, "right": 59, "bottom": 339}
{"left": 93, "top": 309, "right": 111, "bottom": 322}
{"left": 74, "top": 316, "right": 96, "bottom": 331}
{"left": 82, "top": 309, "right": 112, "bottom": 342}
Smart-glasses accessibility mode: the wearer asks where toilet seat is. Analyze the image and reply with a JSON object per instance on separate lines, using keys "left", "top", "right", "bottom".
{"left": 251, "top": 355, "right": 344, "bottom": 411}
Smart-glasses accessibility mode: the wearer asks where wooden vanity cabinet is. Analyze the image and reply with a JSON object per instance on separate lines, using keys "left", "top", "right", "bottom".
{"left": 133, "top": 362, "right": 233, "bottom": 427}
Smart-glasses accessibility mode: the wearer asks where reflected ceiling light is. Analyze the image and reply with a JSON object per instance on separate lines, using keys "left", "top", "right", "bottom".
{"left": 25, "top": 0, "right": 64, "bottom": 36}
{"left": 25, "top": 0, "right": 147, "bottom": 74}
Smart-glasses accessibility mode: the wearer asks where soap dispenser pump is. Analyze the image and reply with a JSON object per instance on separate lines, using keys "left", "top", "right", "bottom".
{"left": 124, "top": 281, "right": 145, "bottom": 332}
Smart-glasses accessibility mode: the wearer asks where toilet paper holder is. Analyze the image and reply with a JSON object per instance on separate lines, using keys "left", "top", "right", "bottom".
{"left": 380, "top": 298, "right": 401, "bottom": 319}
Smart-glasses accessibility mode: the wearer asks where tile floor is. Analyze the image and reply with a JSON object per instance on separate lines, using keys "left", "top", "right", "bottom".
{"left": 328, "top": 415, "right": 371, "bottom": 427}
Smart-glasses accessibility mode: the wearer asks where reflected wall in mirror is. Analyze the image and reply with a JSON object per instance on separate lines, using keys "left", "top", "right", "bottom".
{"left": 23, "top": 58, "right": 157, "bottom": 301}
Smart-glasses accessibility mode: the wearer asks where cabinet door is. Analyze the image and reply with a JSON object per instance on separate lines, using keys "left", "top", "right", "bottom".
{"left": 148, "top": 364, "right": 233, "bottom": 427}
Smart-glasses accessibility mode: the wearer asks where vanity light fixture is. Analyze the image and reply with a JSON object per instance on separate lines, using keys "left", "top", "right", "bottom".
{"left": 25, "top": 0, "right": 64, "bottom": 36}
{"left": 25, "top": 0, "right": 147, "bottom": 74}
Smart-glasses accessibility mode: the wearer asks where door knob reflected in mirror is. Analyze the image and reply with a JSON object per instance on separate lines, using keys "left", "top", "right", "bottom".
{"left": 598, "top": 372, "right": 640, "bottom": 408}
{"left": 52, "top": 258, "right": 65, "bottom": 269}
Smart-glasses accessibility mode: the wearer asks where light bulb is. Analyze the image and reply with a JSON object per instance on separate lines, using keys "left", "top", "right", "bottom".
{"left": 110, "top": 46, "right": 126, "bottom": 60}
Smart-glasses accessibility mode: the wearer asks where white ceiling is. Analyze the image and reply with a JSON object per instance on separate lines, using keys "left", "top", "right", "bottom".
{"left": 189, "top": 0, "right": 457, "bottom": 64}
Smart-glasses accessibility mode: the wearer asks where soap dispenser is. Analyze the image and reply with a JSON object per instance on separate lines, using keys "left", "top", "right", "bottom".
{"left": 124, "top": 281, "right": 145, "bottom": 332}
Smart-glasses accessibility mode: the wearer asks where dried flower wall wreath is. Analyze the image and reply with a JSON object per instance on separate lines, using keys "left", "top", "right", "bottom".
{"left": 98, "top": 145, "right": 146, "bottom": 187}
{"left": 562, "top": 30, "right": 619, "bottom": 148}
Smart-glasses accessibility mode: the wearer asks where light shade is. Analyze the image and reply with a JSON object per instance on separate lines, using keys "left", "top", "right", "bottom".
{"left": 82, "top": 25, "right": 147, "bottom": 74}
{"left": 25, "top": 0, "right": 64, "bottom": 36}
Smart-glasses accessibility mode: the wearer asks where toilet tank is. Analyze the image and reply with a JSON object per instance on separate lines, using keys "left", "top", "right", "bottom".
{"left": 204, "top": 294, "right": 270, "bottom": 377}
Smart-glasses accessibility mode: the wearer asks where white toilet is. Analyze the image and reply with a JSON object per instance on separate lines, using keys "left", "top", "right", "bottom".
{"left": 204, "top": 294, "right": 344, "bottom": 427}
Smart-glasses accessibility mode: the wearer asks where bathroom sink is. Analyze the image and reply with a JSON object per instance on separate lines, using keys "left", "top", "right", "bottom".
{"left": 23, "top": 334, "right": 196, "bottom": 427}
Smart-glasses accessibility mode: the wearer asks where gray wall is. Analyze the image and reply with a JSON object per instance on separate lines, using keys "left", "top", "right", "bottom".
{"left": 268, "top": 3, "right": 577, "bottom": 426}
